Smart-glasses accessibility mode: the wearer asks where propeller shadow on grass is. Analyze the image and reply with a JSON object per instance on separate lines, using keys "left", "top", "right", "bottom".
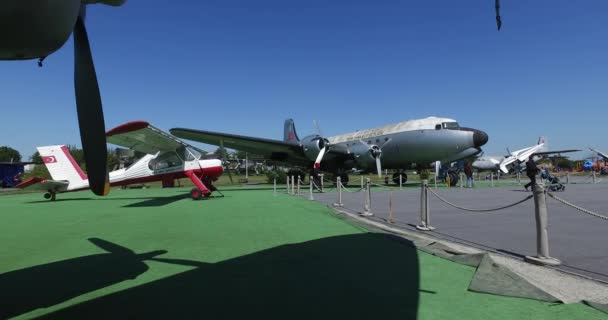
{"left": 0, "top": 238, "right": 200, "bottom": 319}
{"left": 13, "top": 233, "right": 421, "bottom": 319}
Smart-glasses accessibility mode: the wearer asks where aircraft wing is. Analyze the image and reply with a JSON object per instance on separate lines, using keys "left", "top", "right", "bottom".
{"left": 170, "top": 128, "right": 310, "bottom": 165}
{"left": 590, "top": 148, "right": 608, "bottom": 161}
{"left": 107, "top": 121, "right": 195, "bottom": 155}
{"left": 16, "top": 177, "right": 69, "bottom": 192}
{"left": 531, "top": 149, "right": 580, "bottom": 157}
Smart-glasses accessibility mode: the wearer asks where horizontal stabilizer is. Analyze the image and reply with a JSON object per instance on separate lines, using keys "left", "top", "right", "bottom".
{"left": 16, "top": 177, "right": 69, "bottom": 192}
{"left": 499, "top": 163, "right": 509, "bottom": 174}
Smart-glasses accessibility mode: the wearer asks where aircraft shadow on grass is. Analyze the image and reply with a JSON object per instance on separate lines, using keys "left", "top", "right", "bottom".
{"left": 1, "top": 234, "right": 421, "bottom": 319}
{"left": 23, "top": 193, "right": 193, "bottom": 207}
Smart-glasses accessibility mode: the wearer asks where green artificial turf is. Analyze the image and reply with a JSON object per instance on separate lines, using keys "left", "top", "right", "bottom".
{"left": 0, "top": 188, "right": 604, "bottom": 319}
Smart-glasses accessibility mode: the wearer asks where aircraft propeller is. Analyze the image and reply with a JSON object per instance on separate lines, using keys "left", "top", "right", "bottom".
{"left": 358, "top": 138, "right": 392, "bottom": 177}
{"left": 495, "top": 0, "right": 502, "bottom": 30}
{"left": 219, "top": 140, "right": 234, "bottom": 184}
{"left": 74, "top": 5, "right": 111, "bottom": 196}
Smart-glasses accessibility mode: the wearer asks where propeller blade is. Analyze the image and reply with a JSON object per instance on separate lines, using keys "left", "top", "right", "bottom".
{"left": 314, "top": 146, "right": 326, "bottom": 169}
{"left": 495, "top": 0, "right": 502, "bottom": 30}
{"left": 220, "top": 140, "right": 233, "bottom": 184}
{"left": 73, "top": 13, "right": 110, "bottom": 196}
{"left": 376, "top": 156, "right": 382, "bottom": 177}
{"left": 88, "top": 238, "right": 134, "bottom": 255}
{"left": 313, "top": 120, "right": 323, "bottom": 136}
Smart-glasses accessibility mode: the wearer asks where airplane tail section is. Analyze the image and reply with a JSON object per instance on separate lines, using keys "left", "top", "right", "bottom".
{"left": 37, "top": 145, "right": 88, "bottom": 185}
{"left": 283, "top": 119, "right": 300, "bottom": 144}
{"left": 537, "top": 136, "right": 548, "bottom": 152}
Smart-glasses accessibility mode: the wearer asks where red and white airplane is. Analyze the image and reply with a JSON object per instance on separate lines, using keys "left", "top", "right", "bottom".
{"left": 18, "top": 121, "right": 223, "bottom": 201}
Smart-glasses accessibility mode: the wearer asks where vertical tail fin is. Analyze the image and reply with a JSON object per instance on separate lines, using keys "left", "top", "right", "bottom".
{"left": 537, "top": 136, "right": 548, "bottom": 152}
{"left": 284, "top": 119, "right": 300, "bottom": 143}
{"left": 37, "top": 145, "right": 88, "bottom": 184}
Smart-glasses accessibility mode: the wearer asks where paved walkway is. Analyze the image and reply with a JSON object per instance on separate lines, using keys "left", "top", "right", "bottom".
{"left": 312, "top": 182, "right": 608, "bottom": 282}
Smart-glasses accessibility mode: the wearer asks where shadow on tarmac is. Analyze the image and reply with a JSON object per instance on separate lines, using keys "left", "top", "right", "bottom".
{"left": 1, "top": 234, "right": 421, "bottom": 319}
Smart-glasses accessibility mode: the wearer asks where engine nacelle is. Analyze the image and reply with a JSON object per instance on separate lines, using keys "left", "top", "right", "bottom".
{"left": 300, "top": 135, "right": 329, "bottom": 162}
{"left": 349, "top": 143, "right": 379, "bottom": 170}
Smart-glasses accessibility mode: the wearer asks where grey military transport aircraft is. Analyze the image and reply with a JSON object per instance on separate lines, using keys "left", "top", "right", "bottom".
{"left": 170, "top": 117, "right": 488, "bottom": 185}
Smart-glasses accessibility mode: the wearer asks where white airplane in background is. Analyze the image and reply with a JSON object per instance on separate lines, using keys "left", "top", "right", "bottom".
{"left": 18, "top": 121, "right": 223, "bottom": 201}
{"left": 590, "top": 148, "right": 608, "bottom": 161}
{"left": 472, "top": 137, "right": 579, "bottom": 173}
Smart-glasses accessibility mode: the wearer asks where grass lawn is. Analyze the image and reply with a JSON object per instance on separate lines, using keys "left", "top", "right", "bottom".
{"left": 0, "top": 187, "right": 604, "bottom": 319}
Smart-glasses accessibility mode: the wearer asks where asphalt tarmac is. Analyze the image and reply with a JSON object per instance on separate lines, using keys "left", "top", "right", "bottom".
{"left": 311, "top": 180, "right": 608, "bottom": 283}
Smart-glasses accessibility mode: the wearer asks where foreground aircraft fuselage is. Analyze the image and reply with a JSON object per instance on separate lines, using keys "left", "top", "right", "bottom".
{"left": 18, "top": 145, "right": 223, "bottom": 200}
{"left": 18, "top": 121, "right": 224, "bottom": 200}
{"left": 171, "top": 117, "right": 488, "bottom": 184}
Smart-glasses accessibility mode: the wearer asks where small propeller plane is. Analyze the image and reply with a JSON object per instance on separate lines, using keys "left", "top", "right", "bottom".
{"left": 17, "top": 121, "right": 223, "bottom": 201}
{"left": 171, "top": 117, "right": 488, "bottom": 185}
{"left": 473, "top": 137, "right": 579, "bottom": 173}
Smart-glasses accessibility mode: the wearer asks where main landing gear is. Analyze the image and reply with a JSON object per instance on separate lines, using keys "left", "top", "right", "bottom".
{"left": 44, "top": 191, "right": 56, "bottom": 201}
{"left": 185, "top": 170, "right": 216, "bottom": 200}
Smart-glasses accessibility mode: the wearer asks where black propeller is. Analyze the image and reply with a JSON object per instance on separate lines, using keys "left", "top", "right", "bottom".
{"left": 495, "top": 0, "right": 502, "bottom": 30}
{"left": 73, "top": 8, "right": 110, "bottom": 196}
{"left": 219, "top": 140, "right": 234, "bottom": 184}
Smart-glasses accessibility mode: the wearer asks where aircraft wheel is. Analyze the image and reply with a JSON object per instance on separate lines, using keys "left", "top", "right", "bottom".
{"left": 191, "top": 188, "right": 203, "bottom": 200}
{"left": 392, "top": 172, "right": 408, "bottom": 185}
{"left": 44, "top": 192, "right": 51, "bottom": 200}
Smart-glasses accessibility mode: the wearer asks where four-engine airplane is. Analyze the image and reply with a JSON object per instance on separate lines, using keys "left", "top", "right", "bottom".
{"left": 472, "top": 137, "right": 579, "bottom": 173}
{"left": 170, "top": 117, "right": 488, "bottom": 185}
{"left": 17, "top": 121, "right": 223, "bottom": 201}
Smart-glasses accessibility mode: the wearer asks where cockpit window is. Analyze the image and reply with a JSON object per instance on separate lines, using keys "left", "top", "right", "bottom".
{"left": 185, "top": 147, "right": 201, "bottom": 161}
{"left": 442, "top": 122, "right": 460, "bottom": 129}
{"left": 435, "top": 124, "right": 441, "bottom": 130}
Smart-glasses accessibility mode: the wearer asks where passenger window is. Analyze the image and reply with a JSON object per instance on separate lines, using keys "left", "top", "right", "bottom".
{"left": 435, "top": 124, "right": 441, "bottom": 130}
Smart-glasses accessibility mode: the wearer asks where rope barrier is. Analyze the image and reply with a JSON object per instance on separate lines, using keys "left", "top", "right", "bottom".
{"left": 426, "top": 186, "right": 533, "bottom": 212}
{"left": 547, "top": 192, "right": 608, "bottom": 221}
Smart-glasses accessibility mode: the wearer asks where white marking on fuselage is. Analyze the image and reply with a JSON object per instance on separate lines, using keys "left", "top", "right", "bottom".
{"left": 327, "top": 117, "right": 456, "bottom": 144}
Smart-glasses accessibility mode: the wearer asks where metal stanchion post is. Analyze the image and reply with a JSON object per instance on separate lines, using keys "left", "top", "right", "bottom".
{"left": 388, "top": 191, "right": 394, "bottom": 223}
{"left": 320, "top": 174, "right": 324, "bottom": 192}
{"left": 460, "top": 172, "right": 464, "bottom": 188}
{"left": 360, "top": 176, "right": 364, "bottom": 189}
{"left": 517, "top": 172, "right": 521, "bottom": 185}
{"left": 286, "top": 176, "right": 290, "bottom": 194}
{"left": 361, "top": 178, "right": 373, "bottom": 216}
{"left": 434, "top": 174, "right": 437, "bottom": 189}
{"left": 399, "top": 173, "right": 402, "bottom": 190}
{"left": 524, "top": 183, "right": 561, "bottom": 266}
{"left": 333, "top": 176, "right": 343, "bottom": 207}
{"left": 490, "top": 173, "right": 494, "bottom": 187}
{"left": 297, "top": 176, "right": 301, "bottom": 195}
{"left": 566, "top": 172, "right": 570, "bottom": 184}
{"left": 417, "top": 180, "right": 434, "bottom": 231}
{"left": 309, "top": 176, "right": 314, "bottom": 200}
{"left": 593, "top": 171, "right": 597, "bottom": 184}
{"left": 291, "top": 175, "right": 295, "bottom": 195}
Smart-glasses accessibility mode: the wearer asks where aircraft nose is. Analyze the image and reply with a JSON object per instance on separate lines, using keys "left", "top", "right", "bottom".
{"left": 473, "top": 130, "right": 489, "bottom": 148}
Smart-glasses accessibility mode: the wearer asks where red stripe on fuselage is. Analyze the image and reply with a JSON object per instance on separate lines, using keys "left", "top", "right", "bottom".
{"left": 70, "top": 165, "right": 224, "bottom": 192}
{"left": 60, "top": 146, "right": 88, "bottom": 180}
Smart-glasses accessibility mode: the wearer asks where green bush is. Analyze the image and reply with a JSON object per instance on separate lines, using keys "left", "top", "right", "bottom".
{"left": 419, "top": 169, "right": 430, "bottom": 180}
{"left": 266, "top": 169, "right": 287, "bottom": 184}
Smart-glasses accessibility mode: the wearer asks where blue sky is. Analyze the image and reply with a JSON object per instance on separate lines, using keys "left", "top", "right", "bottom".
{"left": 1, "top": 0, "right": 607, "bottom": 160}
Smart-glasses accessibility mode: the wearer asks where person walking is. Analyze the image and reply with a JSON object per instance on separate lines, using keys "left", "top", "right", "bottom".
{"left": 464, "top": 162, "right": 474, "bottom": 188}
{"left": 524, "top": 158, "right": 540, "bottom": 191}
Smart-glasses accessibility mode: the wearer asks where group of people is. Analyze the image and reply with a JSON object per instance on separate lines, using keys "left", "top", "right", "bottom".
{"left": 461, "top": 158, "right": 541, "bottom": 191}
